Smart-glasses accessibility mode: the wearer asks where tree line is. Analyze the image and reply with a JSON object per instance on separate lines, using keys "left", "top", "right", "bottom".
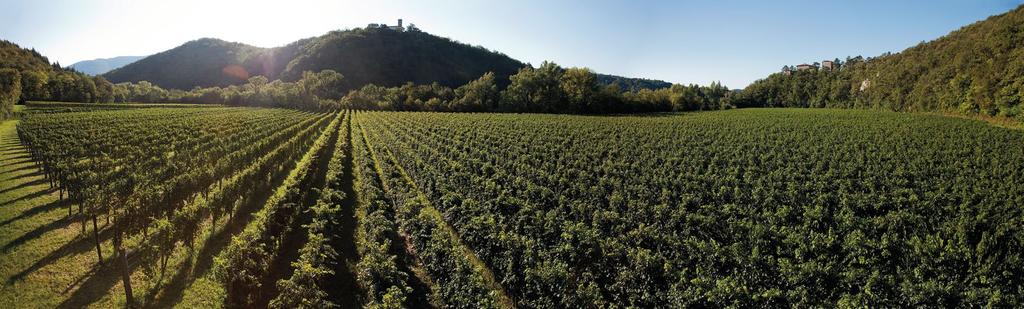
{"left": 342, "top": 62, "right": 733, "bottom": 114}
{"left": 42, "top": 61, "right": 730, "bottom": 114}
{"left": 1, "top": 68, "right": 118, "bottom": 119}
{"left": 1, "top": 40, "right": 120, "bottom": 119}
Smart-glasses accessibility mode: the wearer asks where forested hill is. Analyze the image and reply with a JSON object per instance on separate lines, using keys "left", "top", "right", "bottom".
{"left": 0, "top": 40, "right": 116, "bottom": 107}
{"left": 280, "top": 28, "right": 525, "bottom": 89}
{"left": 103, "top": 38, "right": 274, "bottom": 89}
{"left": 103, "top": 28, "right": 527, "bottom": 91}
{"left": 736, "top": 5, "right": 1024, "bottom": 118}
{"left": 1, "top": 40, "right": 57, "bottom": 72}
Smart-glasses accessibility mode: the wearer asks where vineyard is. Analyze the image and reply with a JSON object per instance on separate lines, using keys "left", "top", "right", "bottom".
{"left": 1, "top": 106, "right": 1023, "bottom": 307}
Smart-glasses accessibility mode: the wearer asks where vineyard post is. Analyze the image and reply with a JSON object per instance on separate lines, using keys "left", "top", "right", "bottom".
{"left": 113, "top": 226, "right": 135, "bottom": 308}
{"left": 92, "top": 215, "right": 103, "bottom": 265}
{"left": 81, "top": 205, "right": 87, "bottom": 235}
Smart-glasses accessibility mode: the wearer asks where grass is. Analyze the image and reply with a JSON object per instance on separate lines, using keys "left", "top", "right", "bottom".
{"left": 0, "top": 116, "right": 167, "bottom": 308}
{"left": 0, "top": 117, "right": 104, "bottom": 307}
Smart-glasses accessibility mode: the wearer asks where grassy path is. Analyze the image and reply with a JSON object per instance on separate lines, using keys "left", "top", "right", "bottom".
{"left": 0, "top": 117, "right": 111, "bottom": 307}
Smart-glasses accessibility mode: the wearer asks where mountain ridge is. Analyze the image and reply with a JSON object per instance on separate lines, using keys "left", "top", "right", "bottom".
{"left": 70, "top": 56, "right": 145, "bottom": 75}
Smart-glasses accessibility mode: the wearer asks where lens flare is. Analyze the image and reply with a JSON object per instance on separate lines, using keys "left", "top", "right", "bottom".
{"left": 222, "top": 65, "right": 250, "bottom": 80}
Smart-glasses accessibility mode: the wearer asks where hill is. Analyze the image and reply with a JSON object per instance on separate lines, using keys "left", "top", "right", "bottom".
{"left": 103, "top": 38, "right": 269, "bottom": 89}
{"left": 280, "top": 28, "right": 527, "bottom": 89}
{"left": 736, "top": 5, "right": 1024, "bottom": 118}
{"left": 70, "top": 56, "right": 145, "bottom": 75}
{"left": 104, "top": 28, "right": 527, "bottom": 91}
{"left": 0, "top": 40, "right": 58, "bottom": 72}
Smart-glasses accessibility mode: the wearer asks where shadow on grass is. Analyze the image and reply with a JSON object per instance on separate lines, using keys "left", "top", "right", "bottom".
{"left": 0, "top": 190, "right": 61, "bottom": 227}
{"left": 56, "top": 243, "right": 143, "bottom": 309}
{"left": 7, "top": 217, "right": 108, "bottom": 285}
{"left": 0, "top": 171, "right": 44, "bottom": 183}
{"left": 0, "top": 154, "right": 31, "bottom": 163}
{"left": 2, "top": 214, "right": 74, "bottom": 253}
{"left": 0, "top": 165, "right": 40, "bottom": 179}
{"left": 0, "top": 178, "right": 48, "bottom": 196}
{"left": 0, "top": 159, "right": 33, "bottom": 170}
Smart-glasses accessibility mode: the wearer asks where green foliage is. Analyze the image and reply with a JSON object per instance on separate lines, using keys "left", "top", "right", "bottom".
{"left": 271, "top": 112, "right": 353, "bottom": 308}
{"left": 596, "top": 74, "right": 673, "bottom": 91}
{"left": 560, "top": 67, "right": 600, "bottom": 113}
{"left": 501, "top": 61, "right": 566, "bottom": 113}
{"left": 106, "top": 70, "right": 345, "bottom": 111}
{"left": 0, "top": 40, "right": 54, "bottom": 72}
{"left": 333, "top": 62, "right": 730, "bottom": 114}
{"left": 451, "top": 72, "right": 500, "bottom": 112}
{"left": 217, "top": 113, "right": 342, "bottom": 307}
{"left": 0, "top": 68, "right": 20, "bottom": 119}
{"left": 356, "top": 109, "right": 1024, "bottom": 307}
{"left": 351, "top": 118, "right": 415, "bottom": 306}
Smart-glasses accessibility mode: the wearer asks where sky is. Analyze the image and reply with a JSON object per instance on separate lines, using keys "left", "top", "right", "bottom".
{"left": 1, "top": 0, "right": 1021, "bottom": 88}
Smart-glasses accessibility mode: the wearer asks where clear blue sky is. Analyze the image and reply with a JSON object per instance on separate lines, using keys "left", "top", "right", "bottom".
{"left": 1, "top": 0, "right": 1021, "bottom": 88}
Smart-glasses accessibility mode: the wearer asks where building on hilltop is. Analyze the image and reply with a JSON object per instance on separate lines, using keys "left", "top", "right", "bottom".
{"left": 782, "top": 59, "right": 839, "bottom": 74}
{"left": 367, "top": 19, "right": 406, "bottom": 31}
{"left": 822, "top": 60, "right": 835, "bottom": 71}
{"left": 390, "top": 19, "right": 405, "bottom": 31}
{"left": 795, "top": 63, "right": 815, "bottom": 71}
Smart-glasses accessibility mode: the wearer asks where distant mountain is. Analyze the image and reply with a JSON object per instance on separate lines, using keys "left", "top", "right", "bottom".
{"left": 71, "top": 56, "right": 145, "bottom": 75}
{"left": 596, "top": 74, "right": 673, "bottom": 91}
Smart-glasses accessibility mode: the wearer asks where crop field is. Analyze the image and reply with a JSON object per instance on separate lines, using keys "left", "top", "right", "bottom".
{"left": 1, "top": 107, "right": 1023, "bottom": 307}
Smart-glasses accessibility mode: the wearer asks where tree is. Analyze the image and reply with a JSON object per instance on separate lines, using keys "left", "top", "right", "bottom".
{"left": 92, "top": 76, "right": 115, "bottom": 103}
{"left": 19, "top": 70, "right": 48, "bottom": 102}
{"left": 452, "top": 72, "right": 499, "bottom": 112}
{"left": 0, "top": 68, "right": 21, "bottom": 119}
{"left": 72, "top": 74, "right": 96, "bottom": 102}
{"left": 500, "top": 61, "right": 565, "bottom": 113}
{"left": 300, "top": 70, "right": 346, "bottom": 101}
{"left": 560, "top": 67, "right": 599, "bottom": 113}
